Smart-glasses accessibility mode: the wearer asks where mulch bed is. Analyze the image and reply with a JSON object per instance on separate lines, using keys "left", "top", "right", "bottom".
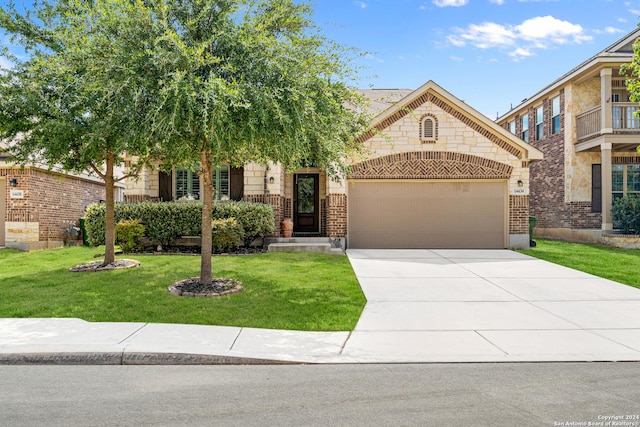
{"left": 168, "top": 277, "right": 243, "bottom": 297}
{"left": 143, "top": 246, "right": 268, "bottom": 256}
{"left": 69, "top": 259, "right": 141, "bottom": 272}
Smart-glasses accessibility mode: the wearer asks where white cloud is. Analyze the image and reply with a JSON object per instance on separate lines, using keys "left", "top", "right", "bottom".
{"left": 433, "top": 0, "right": 468, "bottom": 7}
{"left": 449, "top": 55, "right": 464, "bottom": 61}
{"left": 509, "top": 47, "right": 535, "bottom": 61}
{"left": 516, "top": 16, "right": 591, "bottom": 45}
{"left": 594, "top": 26, "right": 625, "bottom": 34}
{"left": 489, "top": 0, "right": 505, "bottom": 4}
{"left": 353, "top": 1, "right": 367, "bottom": 9}
{"left": 446, "top": 15, "right": 592, "bottom": 61}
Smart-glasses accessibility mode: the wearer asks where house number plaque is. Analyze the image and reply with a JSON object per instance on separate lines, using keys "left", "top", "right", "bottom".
{"left": 10, "top": 189, "right": 24, "bottom": 199}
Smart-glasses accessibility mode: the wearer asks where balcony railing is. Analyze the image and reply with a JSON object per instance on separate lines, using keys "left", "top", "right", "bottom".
{"left": 576, "top": 103, "right": 640, "bottom": 142}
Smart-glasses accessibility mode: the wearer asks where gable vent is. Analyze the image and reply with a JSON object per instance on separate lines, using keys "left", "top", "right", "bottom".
{"left": 420, "top": 115, "right": 437, "bottom": 142}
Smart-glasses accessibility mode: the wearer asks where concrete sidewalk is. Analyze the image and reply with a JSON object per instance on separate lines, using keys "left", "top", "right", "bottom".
{"left": 2, "top": 249, "right": 640, "bottom": 364}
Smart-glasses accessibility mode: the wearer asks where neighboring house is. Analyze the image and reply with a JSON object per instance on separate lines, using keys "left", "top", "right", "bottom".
{"left": 1, "top": 142, "right": 122, "bottom": 250}
{"left": 497, "top": 28, "right": 640, "bottom": 243}
{"left": 125, "top": 80, "right": 543, "bottom": 249}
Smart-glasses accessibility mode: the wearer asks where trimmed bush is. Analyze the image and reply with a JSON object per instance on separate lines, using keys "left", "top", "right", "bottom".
{"left": 212, "top": 201, "right": 275, "bottom": 245}
{"left": 211, "top": 217, "right": 244, "bottom": 252}
{"left": 612, "top": 195, "right": 640, "bottom": 234}
{"left": 84, "top": 200, "right": 275, "bottom": 248}
{"left": 115, "top": 219, "right": 145, "bottom": 253}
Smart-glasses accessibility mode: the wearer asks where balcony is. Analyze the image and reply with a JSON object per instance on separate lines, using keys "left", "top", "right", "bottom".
{"left": 577, "top": 103, "right": 640, "bottom": 142}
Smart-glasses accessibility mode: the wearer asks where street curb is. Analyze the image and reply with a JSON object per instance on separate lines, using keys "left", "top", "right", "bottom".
{"left": 0, "top": 352, "right": 304, "bottom": 366}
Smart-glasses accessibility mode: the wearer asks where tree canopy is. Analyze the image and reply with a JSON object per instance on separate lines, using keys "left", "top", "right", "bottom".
{"left": 145, "top": 0, "right": 371, "bottom": 284}
{"left": 1, "top": 0, "right": 371, "bottom": 283}
{"left": 0, "top": 0, "right": 162, "bottom": 264}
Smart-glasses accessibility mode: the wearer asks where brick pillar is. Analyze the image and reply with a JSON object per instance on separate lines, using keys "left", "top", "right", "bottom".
{"left": 326, "top": 194, "right": 347, "bottom": 237}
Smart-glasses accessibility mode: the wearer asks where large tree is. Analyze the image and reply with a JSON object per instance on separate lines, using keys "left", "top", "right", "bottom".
{"left": 0, "top": 0, "right": 159, "bottom": 265}
{"left": 146, "top": 0, "right": 370, "bottom": 285}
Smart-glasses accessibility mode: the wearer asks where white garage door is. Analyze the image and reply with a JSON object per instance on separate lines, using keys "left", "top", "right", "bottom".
{"left": 347, "top": 180, "right": 507, "bottom": 249}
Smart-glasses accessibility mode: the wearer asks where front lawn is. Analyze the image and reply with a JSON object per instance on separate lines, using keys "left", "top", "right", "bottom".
{"left": 0, "top": 247, "right": 366, "bottom": 331}
{"left": 523, "top": 239, "right": 640, "bottom": 289}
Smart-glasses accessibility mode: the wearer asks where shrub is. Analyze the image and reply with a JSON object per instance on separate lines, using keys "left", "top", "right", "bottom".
{"left": 84, "top": 200, "right": 274, "bottom": 247}
{"left": 213, "top": 201, "right": 275, "bottom": 245}
{"left": 211, "top": 217, "right": 245, "bottom": 252}
{"left": 612, "top": 195, "right": 640, "bottom": 234}
{"left": 115, "top": 219, "right": 145, "bottom": 253}
{"left": 84, "top": 203, "right": 107, "bottom": 246}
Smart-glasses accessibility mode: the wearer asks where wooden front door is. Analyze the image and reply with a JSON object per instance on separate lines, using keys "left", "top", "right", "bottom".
{"left": 294, "top": 174, "right": 319, "bottom": 233}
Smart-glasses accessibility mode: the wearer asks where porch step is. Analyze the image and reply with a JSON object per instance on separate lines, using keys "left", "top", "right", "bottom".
{"left": 268, "top": 242, "right": 333, "bottom": 254}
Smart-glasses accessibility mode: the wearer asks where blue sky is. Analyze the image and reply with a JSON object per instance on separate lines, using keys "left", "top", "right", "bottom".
{"left": 312, "top": 0, "right": 640, "bottom": 118}
{"left": 2, "top": 0, "right": 640, "bottom": 118}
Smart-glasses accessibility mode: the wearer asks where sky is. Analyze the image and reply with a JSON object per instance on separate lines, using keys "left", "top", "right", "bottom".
{"left": 311, "top": 0, "right": 640, "bottom": 118}
{"left": 2, "top": 0, "right": 640, "bottom": 119}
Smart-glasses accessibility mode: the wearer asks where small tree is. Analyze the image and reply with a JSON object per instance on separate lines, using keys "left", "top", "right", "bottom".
{"left": 146, "top": 0, "right": 371, "bottom": 285}
{"left": 622, "top": 35, "right": 640, "bottom": 154}
{"left": 0, "top": 0, "right": 159, "bottom": 265}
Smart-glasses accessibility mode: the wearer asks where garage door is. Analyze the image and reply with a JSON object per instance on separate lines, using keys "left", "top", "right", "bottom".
{"left": 347, "top": 181, "right": 507, "bottom": 249}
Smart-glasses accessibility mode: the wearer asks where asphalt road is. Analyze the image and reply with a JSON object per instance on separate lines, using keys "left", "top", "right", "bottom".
{"left": 1, "top": 363, "right": 639, "bottom": 426}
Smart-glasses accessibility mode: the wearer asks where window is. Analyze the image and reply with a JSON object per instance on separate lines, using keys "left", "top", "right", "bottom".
{"left": 420, "top": 115, "right": 437, "bottom": 142}
{"left": 535, "top": 105, "right": 544, "bottom": 140}
{"left": 612, "top": 165, "right": 640, "bottom": 200}
{"left": 175, "top": 165, "right": 230, "bottom": 200}
{"left": 176, "top": 168, "right": 200, "bottom": 200}
{"left": 551, "top": 96, "right": 560, "bottom": 134}
{"left": 508, "top": 120, "right": 516, "bottom": 134}
{"left": 521, "top": 115, "right": 529, "bottom": 141}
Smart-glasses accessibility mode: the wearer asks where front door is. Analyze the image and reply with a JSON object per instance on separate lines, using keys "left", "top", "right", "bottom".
{"left": 294, "top": 174, "right": 319, "bottom": 233}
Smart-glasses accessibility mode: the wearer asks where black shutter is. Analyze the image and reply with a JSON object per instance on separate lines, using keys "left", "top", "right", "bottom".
{"left": 159, "top": 170, "right": 173, "bottom": 202}
{"left": 592, "top": 164, "right": 602, "bottom": 213}
{"left": 230, "top": 167, "right": 244, "bottom": 201}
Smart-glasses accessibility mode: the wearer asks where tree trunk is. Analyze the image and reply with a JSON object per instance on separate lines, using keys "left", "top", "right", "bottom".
{"left": 200, "top": 150, "right": 214, "bottom": 285}
{"left": 103, "top": 154, "right": 116, "bottom": 266}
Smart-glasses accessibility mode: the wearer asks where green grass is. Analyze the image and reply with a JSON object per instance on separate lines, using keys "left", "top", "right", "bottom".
{"left": 0, "top": 247, "right": 366, "bottom": 331}
{"left": 522, "top": 239, "right": 640, "bottom": 289}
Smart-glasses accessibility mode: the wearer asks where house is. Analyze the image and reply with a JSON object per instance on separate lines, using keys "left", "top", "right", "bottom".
{"left": 496, "top": 28, "right": 640, "bottom": 244}
{"left": 1, "top": 142, "right": 122, "bottom": 250}
{"left": 125, "top": 80, "right": 543, "bottom": 250}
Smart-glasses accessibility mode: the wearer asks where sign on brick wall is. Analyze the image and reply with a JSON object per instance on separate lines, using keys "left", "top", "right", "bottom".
{"left": 5, "top": 222, "right": 39, "bottom": 242}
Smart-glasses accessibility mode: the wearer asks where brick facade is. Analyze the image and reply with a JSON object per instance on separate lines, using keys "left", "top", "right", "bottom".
{"left": 509, "top": 195, "right": 529, "bottom": 234}
{"left": 1, "top": 167, "right": 105, "bottom": 243}
{"left": 326, "top": 194, "right": 347, "bottom": 237}
{"left": 570, "top": 201, "right": 602, "bottom": 229}
{"left": 514, "top": 91, "right": 572, "bottom": 229}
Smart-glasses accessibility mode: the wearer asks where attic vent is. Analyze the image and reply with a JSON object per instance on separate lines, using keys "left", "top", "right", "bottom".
{"left": 420, "top": 114, "right": 437, "bottom": 143}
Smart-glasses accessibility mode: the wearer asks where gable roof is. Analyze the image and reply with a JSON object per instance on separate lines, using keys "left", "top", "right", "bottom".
{"left": 360, "top": 80, "right": 543, "bottom": 162}
{"left": 358, "top": 88, "right": 414, "bottom": 116}
{"left": 498, "top": 27, "right": 640, "bottom": 121}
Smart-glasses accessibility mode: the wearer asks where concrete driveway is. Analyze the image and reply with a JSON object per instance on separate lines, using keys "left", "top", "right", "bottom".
{"left": 343, "top": 249, "right": 640, "bottom": 362}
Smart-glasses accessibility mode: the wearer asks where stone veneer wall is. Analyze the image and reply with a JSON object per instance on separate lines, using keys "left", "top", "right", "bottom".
{"left": 1, "top": 167, "right": 105, "bottom": 242}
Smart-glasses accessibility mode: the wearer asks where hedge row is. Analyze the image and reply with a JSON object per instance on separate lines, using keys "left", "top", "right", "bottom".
{"left": 84, "top": 201, "right": 275, "bottom": 247}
